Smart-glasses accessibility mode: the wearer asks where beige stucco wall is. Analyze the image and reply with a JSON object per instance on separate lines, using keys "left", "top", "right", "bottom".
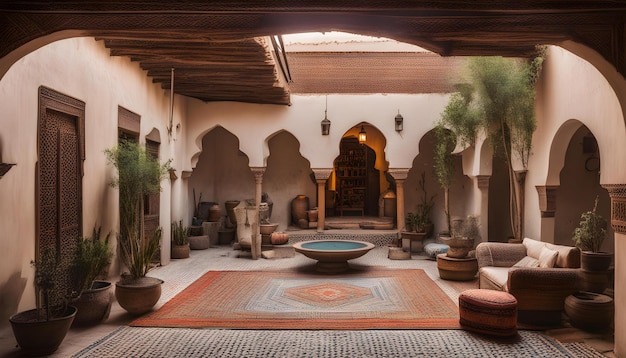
{"left": 2, "top": 36, "right": 626, "bottom": 356}
{"left": 0, "top": 37, "right": 180, "bottom": 320}
{"left": 527, "top": 45, "right": 626, "bottom": 355}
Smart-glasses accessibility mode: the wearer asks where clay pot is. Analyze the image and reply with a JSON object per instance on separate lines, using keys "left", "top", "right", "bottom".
{"left": 307, "top": 209, "right": 319, "bottom": 222}
{"left": 10, "top": 306, "right": 77, "bottom": 356}
{"left": 72, "top": 280, "right": 112, "bottom": 326}
{"left": 115, "top": 277, "right": 163, "bottom": 315}
{"left": 581, "top": 251, "right": 613, "bottom": 272}
{"left": 565, "top": 291, "right": 614, "bottom": 331}
{"left": 270, "top": 232, "right": 289, "bottom": 245}
{"left": 171, "top": 244, "right": 190, "bottom": 259}
{"left": 259, "top": 223, "right": 279, "bottom": 235}
{"left": 291, "top": 195, "right": 309, "bottom": 226}
{"left": 440, "top": 236, "right": 475, "bottom": 258}
{"left": 207, "top": 202, "right": 222, "bottom": 222}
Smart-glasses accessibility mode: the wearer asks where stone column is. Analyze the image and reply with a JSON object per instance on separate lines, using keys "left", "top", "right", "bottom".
{"left": 535, "top": 185, "right": 559, "bottom": 244}
{"left": 250, "top": 167, "right": 266, "bottom": 259}
{"left": 476, "top": 175, "right": 491, "bottom": 243}
{"left": 312, "top": 168, "right": 333, "bottom": 233}
{"left": 389, "top": 169, "right": 410, "bottom": 233}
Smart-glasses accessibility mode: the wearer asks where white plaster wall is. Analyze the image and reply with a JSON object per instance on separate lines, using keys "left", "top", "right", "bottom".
{"left": 525, "top": 46, "right": 626, "bottom": 241}
{"left": 184, "top": 94, "right": 451, "bottom": 171}
{"left": 526, "top": 45, "right": 626, "bottom": 356}
{"left": 0, "top": 37, "right": 180, "bottom": 317}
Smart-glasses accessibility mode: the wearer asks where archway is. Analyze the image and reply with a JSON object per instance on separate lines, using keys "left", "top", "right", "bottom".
{"left": 553, "top": 125, "right": 613, "bottom": 252}
{"left": 329, "top": 123, "right": 386, "bottom": 218}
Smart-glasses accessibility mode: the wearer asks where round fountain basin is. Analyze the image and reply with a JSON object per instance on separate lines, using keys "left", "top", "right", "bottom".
{"left": 293, "top": 240, "right": 375, "bottom": 273}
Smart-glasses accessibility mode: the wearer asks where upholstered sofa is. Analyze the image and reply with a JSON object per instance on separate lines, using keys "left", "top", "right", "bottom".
{"left": 475, "top": 238, "right": 581, "bottom": 325}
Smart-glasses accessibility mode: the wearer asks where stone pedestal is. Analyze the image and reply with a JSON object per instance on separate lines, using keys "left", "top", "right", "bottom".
{"left": 202, "top": 221, "right": 220, "bottom": 246}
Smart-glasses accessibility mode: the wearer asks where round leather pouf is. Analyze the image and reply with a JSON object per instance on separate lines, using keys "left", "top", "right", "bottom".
{"left": 459, "top": 289, "right": 518, "bottom": 336}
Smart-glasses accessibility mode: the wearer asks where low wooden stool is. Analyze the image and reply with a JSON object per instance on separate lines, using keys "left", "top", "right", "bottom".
{"left": 459, "top": 289, "right": 518, "bottom": 336}
{"left": 437, "top": 254, "right": 478, "bottom": 281}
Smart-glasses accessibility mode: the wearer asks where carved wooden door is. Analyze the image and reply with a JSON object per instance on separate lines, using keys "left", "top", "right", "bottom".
{"left": 38, "top": 87, "right": 84, "bottom": 300}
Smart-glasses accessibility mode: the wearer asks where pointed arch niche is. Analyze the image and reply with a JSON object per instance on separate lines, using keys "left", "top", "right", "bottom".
{"left": 264, "top": 130, "right": 316, "bottom": 229}
{"left": 328, "top": 123, "right": 387, "bottom": 217}
{"left": 550, "top": 124, "right": 613, "bottom": 252}
{"left": 187, "top": 126, "right": 255, "bottom": 219}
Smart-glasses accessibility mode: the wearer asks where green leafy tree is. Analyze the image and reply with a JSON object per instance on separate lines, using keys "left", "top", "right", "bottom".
{"left": 105, "top": 140, "right": 171, "bottom": 279}
{"left": 437, "top": 49, "right": 545, "bottom": 240}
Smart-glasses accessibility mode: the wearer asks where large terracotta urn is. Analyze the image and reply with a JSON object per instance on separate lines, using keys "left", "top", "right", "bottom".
{"left": 291, "top": 195, "right": 309, "bottom": 229}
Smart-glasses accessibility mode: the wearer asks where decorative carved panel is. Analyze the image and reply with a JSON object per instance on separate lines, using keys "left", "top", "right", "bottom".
{"left": 603, "top": 184, "right": 626, "bottom": 234}
{"left": 38, "top": 86, "right": 85, "bottom": 302}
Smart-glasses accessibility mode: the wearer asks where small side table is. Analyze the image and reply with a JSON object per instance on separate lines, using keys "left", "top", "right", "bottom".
{"left": 437, "top": 254, "right": 478, "bottom": 281}
{"left": 401, "top": 231, "right": 427, "bottom": 253}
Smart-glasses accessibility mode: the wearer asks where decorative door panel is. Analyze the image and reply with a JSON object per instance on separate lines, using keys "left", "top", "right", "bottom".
{"left": 38, "top": 87, "right": 84, "bottom": 300}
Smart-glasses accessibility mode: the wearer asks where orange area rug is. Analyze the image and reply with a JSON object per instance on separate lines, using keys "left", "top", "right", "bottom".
{"left": 131, "top": 269, "right": 461, "bottom": 329}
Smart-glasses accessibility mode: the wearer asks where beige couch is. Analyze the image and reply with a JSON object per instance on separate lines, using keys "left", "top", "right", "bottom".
{"left": 475, "top": 238, "right": 581, "bottom": 326}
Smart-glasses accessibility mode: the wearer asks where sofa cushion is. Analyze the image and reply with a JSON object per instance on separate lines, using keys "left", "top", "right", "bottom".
{"left": 538, "top": 246, "right": 558, "bottom": 268}
{"left": 478, "top": 266, "right": 510, "bottom": 291}
{"left": 513, "top": 256, "right": 539, "bottom": 268}
{"left": 522, "top": 237, "right": 546, "bottom": 259}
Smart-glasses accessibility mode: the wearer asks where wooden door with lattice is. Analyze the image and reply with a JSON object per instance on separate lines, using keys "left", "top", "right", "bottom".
{"left": 37, "top": 87, "right": 84, "bottom": 302}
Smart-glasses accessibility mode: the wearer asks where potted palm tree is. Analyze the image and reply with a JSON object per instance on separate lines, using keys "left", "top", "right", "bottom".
{"left": 105, "top": 140, "right": 171, "bottom": 315}
{"left": 9, "top": 249, "right": 77, "bottom": 355}
{"left": 572, "top": 196, "right": 612, "bottom": 272}
{"left": 171, "top": 220, "right": 190, "bottom": 259}
{"left": 71, "top": 225, "right": 113, "bottom": 326}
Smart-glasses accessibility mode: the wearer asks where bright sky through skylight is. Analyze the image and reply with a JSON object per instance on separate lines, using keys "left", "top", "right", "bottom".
{"left": 282, "top": 31, "right": 429, "bottom": 52}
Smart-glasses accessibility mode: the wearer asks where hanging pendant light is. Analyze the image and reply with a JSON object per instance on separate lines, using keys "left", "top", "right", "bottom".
{"left": 358, "top": 125, "right": 367, "bottom": 144}
{"left": 321, "top": 95, "right": 331, "bottom": 135}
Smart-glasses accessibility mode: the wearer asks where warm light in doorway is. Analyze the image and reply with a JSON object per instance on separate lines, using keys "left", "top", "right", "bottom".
{"left": 358, "top": 125, "right": 367, "bottom": 144}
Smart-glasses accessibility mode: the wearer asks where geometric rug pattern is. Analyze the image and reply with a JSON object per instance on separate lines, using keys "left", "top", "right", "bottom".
{"left": 72, "top": 327, "right": 606, "bottom": 358}
{"left": 131, "top": 269, "right": 461, "bottom": 329}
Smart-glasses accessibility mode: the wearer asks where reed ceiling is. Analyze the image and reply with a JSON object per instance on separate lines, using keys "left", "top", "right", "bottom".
{"left": 2, "top": 1, "right": 626, "bottom": 105}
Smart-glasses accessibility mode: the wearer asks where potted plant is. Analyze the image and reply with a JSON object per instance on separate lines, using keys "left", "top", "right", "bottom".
{"left": 572, "top": 196, "right": 612, "bottom": 272}
{"left": 105, "top": 140, "right": 171, "bottom": 315}
{"left": 9, "top": 249, "right": 77, "bottom": 355}
{"left": 171, "top": 219, "right": 190, "bottom": 259}
{"left": 441, "top": 215, "right": 481, "bottom": 258}
{"left": 438, "top": 52, "right": 545, "bottom": 242}
{"left": 71, "top": 225, "right": 114, "bottom": 326}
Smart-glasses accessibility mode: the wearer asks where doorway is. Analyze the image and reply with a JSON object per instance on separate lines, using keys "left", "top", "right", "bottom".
{"left": 332, "top": 137, "right": 380, "bottom": 217}
{"left": 37, "top": 87, "right": 85, "bottom": 301}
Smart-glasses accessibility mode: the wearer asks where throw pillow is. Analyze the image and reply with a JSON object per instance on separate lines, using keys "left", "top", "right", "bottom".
{"left": 538, "top": 246, "right": 559, "bottom": 268}
{"left": 513, "top": 256, "right": 540, "bottom": 268}
{"left": 522, "top": 237, "right": 546, "bottom": 259}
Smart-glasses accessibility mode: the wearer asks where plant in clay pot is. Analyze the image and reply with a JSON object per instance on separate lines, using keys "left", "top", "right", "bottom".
{"left": 171, "top": 220, "right": 190, "bottom": 259}
{"left": 406, "top": 172, "right": 435, "bottom": 234}
{"left": 441, "top": 215, "right": 481, "bottom": 258}
{"left": 572, "top": 196, "right": 612, "bottom": 272}
{"left": 9, "top": 249, "right": 77, "bottom": 355}
{"left": 105, "top": 140, "right": 171, "bottom": 315}
{"left": 71, "top": 225, "right": 114, "bottom": 326}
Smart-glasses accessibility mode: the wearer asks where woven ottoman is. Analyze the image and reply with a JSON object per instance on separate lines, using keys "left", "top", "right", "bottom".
{"left": 459, "top": 289, "right": 518, "bottom": 336}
